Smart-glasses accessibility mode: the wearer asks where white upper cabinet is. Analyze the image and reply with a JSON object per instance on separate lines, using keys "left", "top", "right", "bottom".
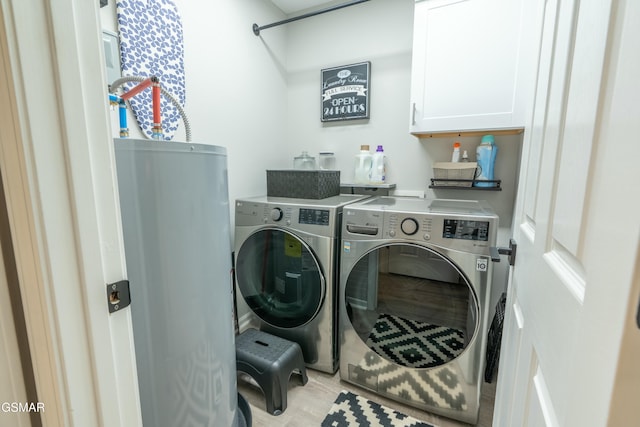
{"left": 409, "top": 0, "right": 534, "bottom": 135}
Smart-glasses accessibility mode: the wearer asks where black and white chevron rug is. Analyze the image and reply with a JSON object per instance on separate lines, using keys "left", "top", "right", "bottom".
{"left": 366, "top": 314, "right": 465, "bottom": 368}
{"left": 351, "top": 351, "right": 468, "bottom": 412}
{"left": 321, "top": 391, "right": 435, "bottom": 427}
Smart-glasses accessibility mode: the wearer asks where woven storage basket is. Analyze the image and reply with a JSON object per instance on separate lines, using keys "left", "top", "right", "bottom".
{"left": 432, "top": 162, "right": 478, "bottom": 187}
{"left": 266, "top": 170, "right": 340, "bottom": 199}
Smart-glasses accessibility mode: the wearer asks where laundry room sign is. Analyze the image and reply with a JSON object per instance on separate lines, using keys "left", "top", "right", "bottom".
{"left": 321, "top": 62, "right": 370, "bottom": 122}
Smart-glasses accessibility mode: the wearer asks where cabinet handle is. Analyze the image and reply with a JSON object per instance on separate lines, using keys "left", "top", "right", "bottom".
{"left": 412, "top": 102, "right": 416, "bottom": 125}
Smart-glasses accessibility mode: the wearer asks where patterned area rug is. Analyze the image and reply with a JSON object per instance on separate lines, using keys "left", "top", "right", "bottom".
{"left": 321, "top": 391, "right": 435, "bottom": 427}
{"left": 366, "top": 314, "right": 465, "bottom": 368}
{"left": 352, "top": 352, "right": 468, "bottom": 412}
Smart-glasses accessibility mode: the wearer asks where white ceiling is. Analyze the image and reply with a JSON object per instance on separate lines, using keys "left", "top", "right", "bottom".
{"left": 269, "top": 0, "right": 335, "bottom": 15}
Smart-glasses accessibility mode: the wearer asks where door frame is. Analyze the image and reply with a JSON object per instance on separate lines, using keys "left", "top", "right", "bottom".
{"left": 0, "top": 0, "right": 141, "bottom": 425}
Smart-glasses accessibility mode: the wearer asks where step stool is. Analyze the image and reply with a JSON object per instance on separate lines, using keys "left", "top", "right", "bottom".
{"left": 235, "top": 328, "right": 308, "bottom": 416}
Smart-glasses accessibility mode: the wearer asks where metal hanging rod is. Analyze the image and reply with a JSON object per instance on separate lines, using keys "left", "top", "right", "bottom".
{"left": 253, "top": 0, "right": 370, "bottom": 36}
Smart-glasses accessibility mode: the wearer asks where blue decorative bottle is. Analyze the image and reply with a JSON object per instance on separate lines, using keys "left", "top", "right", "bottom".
{"left": 474, "top": 135, "right": 498, "bottom": 187}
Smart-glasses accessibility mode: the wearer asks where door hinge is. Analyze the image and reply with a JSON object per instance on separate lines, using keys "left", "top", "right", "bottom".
{"left": 490, "top": 238, "right": 517, "bottom": 266}
{"left": 107, "top": 280, "right": 131, "bottom": 313}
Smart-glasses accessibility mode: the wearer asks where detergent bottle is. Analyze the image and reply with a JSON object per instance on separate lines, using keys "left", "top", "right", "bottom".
{"left": 369, "top": 145, "right": 387, "bottom": 184}
{"left": 451, "top": 142, "right": 461, "bottom": 162}
{"left": 474, "top": 135, "right": 498, "bottom": 187}
{"left": 354, "top": 145, "right": 373, "bottom": 184}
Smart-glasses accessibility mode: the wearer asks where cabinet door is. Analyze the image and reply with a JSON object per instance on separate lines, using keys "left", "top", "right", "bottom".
{"left": 410, "top": 0, "right": 529, "bottom": 134}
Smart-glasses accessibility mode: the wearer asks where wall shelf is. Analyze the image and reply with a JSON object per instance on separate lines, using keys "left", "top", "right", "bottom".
{"left": 429, "top": 179, "right": 502, "bottom": 191}
{"left": 413, "top": 128, "right": 523, "bottom": 139}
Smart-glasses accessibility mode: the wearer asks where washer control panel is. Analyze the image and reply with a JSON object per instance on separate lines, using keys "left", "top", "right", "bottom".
{"left": 235, "top": 200, "right": 340, "bottom": 238}
{"left": 263, "top": 206, "right": 331, "bottom": 226}
{"left": 299, "top": 208, "right": 330, "bottom": 226}
{"left": 270, "top": 207, "right": 283, "bottom": 221}
{"left": 262, "top": 205, "right": 293, "bottom": 225}
{"left": 387, "top": 213, "right": 433, "bottom": 241}
{"left": 400, "top": 218, "right": 419, "bottom": 235}
{"left": 443, "top": 219, "right": 490, "bottom": 241}
{"left": 342, "top": 198, "right": 498, "bottom": 253}
{"left": 383, "top": 211, "right": 494, "bottom": 252}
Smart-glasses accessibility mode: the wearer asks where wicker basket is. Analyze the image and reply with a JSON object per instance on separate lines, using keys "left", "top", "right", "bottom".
{"left": 432, "top": 162, "right": 478, "bottom": 187}
{"left": 266, "top": 169, "right": 340, "bottom": 199}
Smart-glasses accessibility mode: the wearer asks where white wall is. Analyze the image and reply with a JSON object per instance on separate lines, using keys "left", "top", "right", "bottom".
{"left": 284, "top": 0, "right": 419, "bottom": 185}
{"left": 179, "top": 0, "right": 289, "bottom": 207}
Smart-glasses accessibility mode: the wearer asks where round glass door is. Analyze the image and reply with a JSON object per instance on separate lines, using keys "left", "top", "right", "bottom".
{"left": 236, "top": 228, "right": 324, "bottom": 328}
{"left": 345, "top": 244, "right": 478, "bottom": 369}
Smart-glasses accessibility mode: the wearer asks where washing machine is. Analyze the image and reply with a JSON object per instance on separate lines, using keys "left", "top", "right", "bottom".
{"left": 339, "top": 197, "right": 498, "bottom": 424}
{"left": 234, "top": 194, "right": 369, "bottom": 374}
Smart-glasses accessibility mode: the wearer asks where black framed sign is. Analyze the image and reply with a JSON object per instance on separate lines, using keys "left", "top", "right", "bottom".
{"left": 321, "top": 61, "right": 370, "bottom": 122}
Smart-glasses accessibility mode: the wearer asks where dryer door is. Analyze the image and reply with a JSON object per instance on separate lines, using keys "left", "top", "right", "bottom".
{"left": 236, "top": 228, "right": 325, "bottom": 328}
{"left": 344, "top": 243, "right": 479, "bottom": 368}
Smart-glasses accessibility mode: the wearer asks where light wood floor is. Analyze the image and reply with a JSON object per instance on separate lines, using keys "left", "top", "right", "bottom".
{"left": 237, "top": 367, "right": 497, "bottom": 427}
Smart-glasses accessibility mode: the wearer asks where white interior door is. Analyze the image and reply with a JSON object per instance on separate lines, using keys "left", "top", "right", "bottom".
{"left": 493, "top": 0, "right": 640, "bottom": 426}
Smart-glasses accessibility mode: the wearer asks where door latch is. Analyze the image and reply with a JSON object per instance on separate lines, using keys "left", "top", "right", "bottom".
{"left": 490, "top": 238, "right": 517, "bottom": 266}
{"left": 107, "top": 280, "right": 131, "bottom": 313}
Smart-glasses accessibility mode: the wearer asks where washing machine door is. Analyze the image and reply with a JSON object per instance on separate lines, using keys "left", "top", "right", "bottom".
{"left": 344, "top": 243, "right": 479, "bottom": 369}
{"left": 236, "top": 228, "right": 325, "bottom": 328}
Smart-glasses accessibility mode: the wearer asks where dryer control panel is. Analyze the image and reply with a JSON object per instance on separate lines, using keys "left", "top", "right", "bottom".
{"left": 382, "top": 212, "right": 496, "bottom": 254}
{"left": 299, "top": 208, "right": 330, "bottom": 226}
{"left": 341, "top": 197, "right": 498, "bottom": 255}
{"left": 235, "top": 200, "right": 340, "bottom": 238}
{"left": 387, "top": 213, "right": 433, "bottom": 241}
{"left": 443, "top": 219, "right": 490, "bottom": 241}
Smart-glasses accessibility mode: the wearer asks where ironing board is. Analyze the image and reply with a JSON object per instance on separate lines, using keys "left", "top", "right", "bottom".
{"left": 116, "top": 0, "right": 185, "bottom": 140}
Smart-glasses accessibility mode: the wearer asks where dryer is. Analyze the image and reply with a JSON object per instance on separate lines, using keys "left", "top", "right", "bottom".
{"left": 339, "top": 197, "right": 498, "bottom": 424}
{"left": 234, "top": 194, "right": 368, "bottom": 374}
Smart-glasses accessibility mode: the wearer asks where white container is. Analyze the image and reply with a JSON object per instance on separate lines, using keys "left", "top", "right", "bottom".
{"left": 433, "top": 162, "right": 478, "bottom": 187}
{"left": 451, "top": 141, "right": 461, "bottom": 162}
{"left": 293, "top": 151, "right": 316, "bottom": 169}
{"left": 319, "top": 152, "right": 336, "bottom": 170}
{"left": 369, "top": 145, "right": 386, "bottom": 184}
{"left": 354, "top": 145, "right": 373, "bottom": 184}
{"left": 475, "top": 134, "right": 498, "bottom": 187}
